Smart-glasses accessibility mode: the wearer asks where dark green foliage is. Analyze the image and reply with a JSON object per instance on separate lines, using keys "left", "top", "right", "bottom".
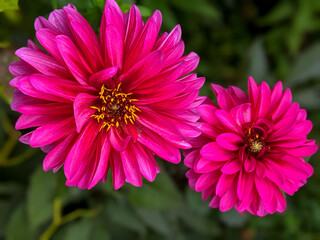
{"left": 0, "top": 0, "right": 319, "bottom": 239}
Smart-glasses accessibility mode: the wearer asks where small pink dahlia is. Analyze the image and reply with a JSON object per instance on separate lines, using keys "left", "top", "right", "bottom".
{"left": 184, "top": 77, "right": 318, "bottom": 216}
{"left": 9, "top": 0, "right": 204, "bottom": 189}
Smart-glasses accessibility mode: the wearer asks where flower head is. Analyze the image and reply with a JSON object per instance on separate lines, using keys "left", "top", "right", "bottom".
{"left": 10, "top": 0, "right": 204, "bottom": 189}
{"left": 184, "top": 77, "right": 318, "bottom": 216}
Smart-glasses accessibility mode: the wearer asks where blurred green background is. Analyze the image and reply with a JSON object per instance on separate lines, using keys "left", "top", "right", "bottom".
{"left": 0, "top": 0, "right": 319, "bottom": 239}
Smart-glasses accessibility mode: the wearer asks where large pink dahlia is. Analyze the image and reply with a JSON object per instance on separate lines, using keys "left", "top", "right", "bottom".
{"left": 9, "top": 0, "right": 204, "bottom": 189}
{"left": 184, "top": 77, "right": 318, "bottom": 216}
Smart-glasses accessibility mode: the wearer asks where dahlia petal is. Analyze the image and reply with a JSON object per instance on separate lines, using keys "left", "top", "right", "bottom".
{"left": 200, "top": 122, "right": 220, "bottom": 139}
{"left": 217, "top": 90, "right": 236, "bottom": 111}
{"left": 137, "top": 107, "right": 186, "bottom": 146}
{"left": 216, "top": 133, "right": 243, "bottom": 151}
{"left": 88, "top": 134, "right": 111, "bottom": 188}
{"left": 30, "top": 117, "right": 75, "bottom": 147}
{"left": 110, "top": 150, "right": 126, "bottom": 190}
{"left": 286, "top": 140, "right": 318, "bottom": 157}
{"left": 272, "top": 89, "right": 292, "bottom": 121}
{"left": 105, "top": 24, "right": 123, "bottom": 69}
{"left": 216, "top": 173, "right": 236, "bottom": 196}
{"left": 186, "top": 169, "right": 200, "bottom": 189}
{"left": 184, "top": 150, "right": 200, "bottom": 168}
{"left": 123, "top": 5, "right": 143, "bottom": 51}
{"left": 28, "top": 40, "right": 42, "bottom": 51}
{"left": 122, "top": 50, "right": 164, "bottom": 91}
{"left": 138, "top": 127, "right": 181, "bottom": 163}
{"left": 123, "top": 10, "right": 162, "bottom": 71}
{"left": 9, "top": 61, "right": 37, "bottom": 76}
{"left": 256, "top": 82, "right": 271, "bottom": 118}
{"left": 270, "top": 81, "right": 283, "bottom": 110}
{"left": 200, "top": 142, "right": 237, "bottom": 161}
{"left": 120, "top": 143, "right": 142, "bottom": 187}
{"left": 211, "top": 83, "right": 224, "bottom": 97}
{"left": 73, "top": 93, "right": 97, "bottom": 132}
{"left": 64, "top": 7, "right": 103, "bottom": 71}
{"left": 219, "top": 180, "right": 237, "bottom": 212}
{"left": 163, "top": 41, "right": 185, "bottom": 69}
{"left": 248, "top": 76, "right": 259, "bottom": 106}
{"left": 102, "top": 0, "right": 125, "bottom": 39}
{"left": 15, "top": 47, "right": 71, "bottom": 78}
{"left": 43, "top": 133, "right": 76, "bottom": 171}
{"left": 156, "top": 24, "right": 181, "bottom": 51}
{"left": 254, "top": 176, "right": 274, "bottom": 203}
{"left": 274, "top": 187, "right": 286, "bottom": 212}
{"left": 244, "top": 156, "right": 256, "bottom": 172}
{"left": 19, "top": 132, "right": 33, "bottom": 144}
{"left": 30, "top": 74, "right": 92, "bottom": 101}
{"left": 209, "top": 195, "right": 220, "bottom": 208}
{"left": 48, "top": 8, "right": 73, "bottom": 38}
{"left": 34, "top": 16, "right": 59, "bottom": 32}
{"left": 229, "top": 103, "right": 252, "bottom": 126}
{"left": 36, "top": 28, "right": 64, "bottom": 63}
{"left": 109, "top": 127, "right": 131, "bottom": 152}
{"left": 237, "top": 171, "right": 253, "bottom": 200}
{"left": 290, "top": 120, "right": 313, "bottom": 137}
{"left": 228, "top": 86, "right": 248, "bottom": 103}
{"left": 64, "top": 121, "right": 99, "bottom": 184}
{"left": 215, "top": 110, "right": 242, "bottom": 134}
{"left": 56, "top": 34, "right": 91, "bottom": 85}
{"left": 88, "top": 66, "right": 118, "bottom": 87}
{"left": 264, "top": 158, "right": 285, "bottom": 185}
{"left": 255, "top": 161, "right": 266, "bottom": 178}
{"left": 195, "top": 158, "right": 224, "bottom": 173}
{"left": 15, "top": 114, "right": 67, "bottom": 130}
{"left": 281, "top": 155, "right": 314, "bottom": 180}
{"left": 17, "top": 103, "right": 73, "bottom": 115}
{"left": 220, "top": 159, "right": 242, "bottom": 174}
{"left": 179, "top": 52, "right": 200, "bottom": 76}
{"left": 195, "top": 171, "right": 220, "bottom": 192}
{"left": 196, "top": 104, "right": 219, "bottom": 125}
{"left": 133, "top": 143, "right": 158, "bottom": 181}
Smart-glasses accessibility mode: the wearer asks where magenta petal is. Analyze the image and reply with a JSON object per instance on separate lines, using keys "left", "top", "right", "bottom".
{"left": 56, "top": 35, "right": 90, "bottom": 85}
{"left": 88, "top": 66, "right": 118, "bottom": 86}
{"left": 272, "top": 89, "right": 292, "bottom": 121}
{"left": 110, "top": 150, "right": 125, "bottom": 190}
{"left": 134, "top": 143, "right": 157, "bottom": 181}
{"left": 220, "top": 159, "right": 241, "bottom": 174}
{"left": 195, "top": 171, "right": 220, "bottom": 192}
{"left": 15, "top": 47, "right": 71, "bottom": 78}
{"left": 73, "top": 93, "right": 97, "bottom": 133}
{"left": 216, "top": 133, "right": 243, "bottom": 151}
{"left": 195, "top": 157, "right": 224, "bottom": 173}
{"left": 229, "top": 103, "right": 252, "bottom": 126}
{"left": 244, "top": 156, "right": 256, "bottom": 172}
{"left": 216, "top": 173, "right": 236, "bottom": 196}
{"left": 196, "top": 104, "right": 219, "bottom": 125}
{"left": 237, "top": 171, "right": 253, "bottom": 200}
{"left": 105, "top": 24, "right": 123, "bottom": 69}
{"left": 120, "top": 142, "right": 142, "bottom": 187}
{"left": 215, "top": 110, "right": 242, "bottom": 134}
{"left": 30, "top": 117, "right": 75, "bottom": 147}
{"left": 201, "top": 142, "right": 237, "bottom": 161}
{"left": 219, "top": 180, "right": 237, "bottom": 212}
{"left": 109, "top": 127, "right": 131, "bottom": 152}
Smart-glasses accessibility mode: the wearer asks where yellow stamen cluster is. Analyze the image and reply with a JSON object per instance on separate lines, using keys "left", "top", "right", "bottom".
{"left": 246, "top": 128, "right": 265, "bottom": 155}
{"left": 91, "top": 83, "right": 140, "bottom": 131}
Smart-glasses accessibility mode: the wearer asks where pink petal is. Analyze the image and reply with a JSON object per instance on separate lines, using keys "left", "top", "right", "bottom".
{"left": 73, "top": 93, "right": 97, "bottom": 133}
{"left": 120, "top": 142, "right": 142, "bottom": 187}
{"left": 104, "top": 24, "right": 123, "bottom": 69}
{"left": 229, "top": 103, "right": 252, "bottom": 126}
{"left": 195, "top": 171, "right": 220, "bottom": 192}
{"left": 15, "top": 47, "right": 71, "bottom": 78}
{"left": 220, "top": 159, "right": 242, "bottom": 174}
{"left": 237, "top": 171, "right": 253, "bottom": 200}
{"left": 30, "top": 117, "right": 76, "bottom": 147}
{"left": 110, "top": 150, "right": 126, "bottom": 190}
{"left": 200, "top": 142, "right": 237, "bottom": 161}
{"left": 134, "top": 143, "right": 158, "bottom": 181}
{"left": 219, "top": 179, "right": 237, "bottom": 212}
{"left": 216, "top": 133, "right": 243, "bottom": 151}
{"left": 109, "top": 127, "right": 131, "bottom": 152}
{"left": 272, "top": 89, "right": 292, "bottom": 121}
{"left": 195, "top": 157, "right": 225, "bottom": 173}
{"left": 244, "top": 156, "right": 256, "bottom": 172}
{"left": 215, "top": 110, "right": 242, "bottom": 134}
{"left": 216, "top": 173, "right": 236, "bottom": 196}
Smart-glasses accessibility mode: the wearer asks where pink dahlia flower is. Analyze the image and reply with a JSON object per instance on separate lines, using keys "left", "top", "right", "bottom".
{"left": 184, "top": 77, "right": 318, "bottom": 216}
{"left": 9, "top": 0, "right": 205, "bottom": 189}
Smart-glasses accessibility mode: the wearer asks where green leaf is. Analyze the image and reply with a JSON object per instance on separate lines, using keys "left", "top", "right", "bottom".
{"left": 259, "top": 1, "right": 293, "bottom": 26}
{"left": 287, "top": 43, "right": 320, "bottom": 86}
{"left": 128, "top": 168, "right": 183, "bottom": 209}
{"left": 248, "top": 38, "right": 268, "bottom": 81}
{"left": 106, "top": 199, "right": 146, "bottom": 235}
{"left": 220, "top": 209, "right": 248, "bottom": 227}
{"left": 135, "top": 208, "right": 172, "bottom": 237}
{"left": 6, "top": 203, "right": 35, "bottom": 240}
{"left": 0, "top": 0, "right": 19, "bottom": 12}
{"left": 27, "top": 166, "right": 55, "bottom": 229}
{"left": 64, "top": 218, "right": 92, "bottom": 240}
{"left": 293, "top": 86, "right": 320, "bottom": 109}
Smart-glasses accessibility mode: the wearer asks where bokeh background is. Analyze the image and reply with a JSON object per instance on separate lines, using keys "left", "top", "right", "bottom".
{"left": 0, "top": 0, "right": 319, "bottom": 239}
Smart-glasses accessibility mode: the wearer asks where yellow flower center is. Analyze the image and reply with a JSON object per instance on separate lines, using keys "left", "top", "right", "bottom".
{"left": 91, "top": 83, "right": 140, "bottom": 131}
